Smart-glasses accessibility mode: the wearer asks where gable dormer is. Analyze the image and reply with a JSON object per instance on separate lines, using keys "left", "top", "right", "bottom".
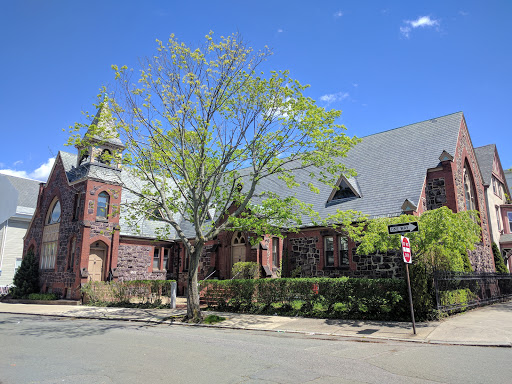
{"left": 327, "top": 175, "right": 361, "bottom": 203}
{"left": 439, "top": 150, "right": 454, "bottom": 163}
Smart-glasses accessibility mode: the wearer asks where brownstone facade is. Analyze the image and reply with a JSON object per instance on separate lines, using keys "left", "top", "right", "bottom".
{"left": 22, "top": 112, "right": 499, "bottom": 299}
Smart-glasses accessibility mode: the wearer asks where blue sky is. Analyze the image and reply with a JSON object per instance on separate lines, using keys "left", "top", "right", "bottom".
{"left": 1, "top": 1, "right": 511, "bottom": 181}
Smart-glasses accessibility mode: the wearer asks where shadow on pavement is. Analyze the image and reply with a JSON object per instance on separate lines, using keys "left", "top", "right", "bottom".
{"left": 0, "top": 314, "right": 131, "bottom": 339}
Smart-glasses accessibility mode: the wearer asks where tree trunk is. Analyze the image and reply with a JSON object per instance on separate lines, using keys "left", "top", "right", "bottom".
{"left": 186, "top": 244, "right": 203, "bottom": 322}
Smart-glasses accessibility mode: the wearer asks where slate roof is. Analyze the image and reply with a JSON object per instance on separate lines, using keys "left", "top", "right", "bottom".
{"left": 248, "top": 112, "right": 464, "bottom": 225}
{"left": 0, "top": 174, "right": 40, "bottom": 209}
{"left": 501, "top": 233, "right": 512, "bottom": 244}
{"left": 474, "top": 144, "right": 496, "bottom": 186}
{"left": 58, "top": 111, "right": 465, "bottom": 239}
{"left": 85, "top": 101, "right": 124, "bottom": 148}
{"left": 61, "top": 151, "right": 124, "bottom": 185}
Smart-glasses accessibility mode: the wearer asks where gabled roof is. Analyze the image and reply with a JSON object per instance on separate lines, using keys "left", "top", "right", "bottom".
{"left": 474, "top": 144, "right": 496, "bottom": 186}
{"left": 1, "top": 174, "right": 40, "bottom": 209}
{"left": 57, "top": 111, "right": 466, "bottom": 239}
{"left": 252, "top": 111, "right": 464, "bottom": 223}
{"left": 0, "top": 173, "right": 40, "bottom": 223}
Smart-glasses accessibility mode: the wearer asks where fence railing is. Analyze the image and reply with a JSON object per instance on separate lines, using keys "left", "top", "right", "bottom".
{"left": 433, "top": 271, "right": 512, "bottom": 313}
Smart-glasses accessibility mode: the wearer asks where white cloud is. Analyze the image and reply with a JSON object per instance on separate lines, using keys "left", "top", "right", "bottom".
{"left": 0, "top": 157, "right": 55, "bottom": 181}
{"left": 334, "top": 11, "right": 343, "bottom": 18}
{"left": 400, "top": 26, "right": 412, "bottom": 38}
{"left": 13, "top": 160, "right": 23, "bottom": 166}
{"left": 0, "top": 169, "right": 29, "bottom": 178}
{"left": 277, "top": 29, "right": 283, "bottom": 33}
{"left": 459, "top": 11, "right": 469, "bottom": 16}
{"left": 31, "top": 158, "right": 55, "bottom": 180}
{"left": 320, "top": 92, "right": 349, "bottom": 105}
{"left": 400, "top": 15, "right": 440, "bottom": 38}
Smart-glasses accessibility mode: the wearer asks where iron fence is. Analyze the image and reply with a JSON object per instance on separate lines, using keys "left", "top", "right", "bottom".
{"left": 433, "top": 271, "right": 512, "bottom": 313}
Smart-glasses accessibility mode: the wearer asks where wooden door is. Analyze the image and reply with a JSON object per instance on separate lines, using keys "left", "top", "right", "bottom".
{"left": 88, "top": 250, "right": 105, "bottom": 282}
{"left": 232, "top": 245, "right": 246, "bottom": 264}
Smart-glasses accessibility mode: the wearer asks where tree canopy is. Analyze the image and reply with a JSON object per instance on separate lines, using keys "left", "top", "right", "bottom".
{"left": 71, "top": 32, "right": 359, "bottom": 320}
{"left": 345, "top": 207, "right": 481, "bottom": 271}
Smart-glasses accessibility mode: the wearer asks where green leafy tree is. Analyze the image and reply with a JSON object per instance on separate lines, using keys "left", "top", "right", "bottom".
{"left": 70, "top": 33, "right": 359, "bottom": 321}
{"left": 11, "top": 248, "right": 40, "bottom": 298}
{"left": 492, "top": 242, "right": 509, "bottom": 273}
{"left": 345, "top": 206, "right": 481, "bottom": 271}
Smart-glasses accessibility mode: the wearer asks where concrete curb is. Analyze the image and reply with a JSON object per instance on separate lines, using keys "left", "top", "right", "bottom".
{"left": 3, "top": 309, "right": 510, "bottom": 348}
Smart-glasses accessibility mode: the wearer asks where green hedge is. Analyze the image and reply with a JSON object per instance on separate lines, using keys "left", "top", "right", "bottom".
{"left": 201, "top": 277, "right": 411, "bottom": 321}
{"left": 28, "top": 293, "right": 59, "bottom": 301}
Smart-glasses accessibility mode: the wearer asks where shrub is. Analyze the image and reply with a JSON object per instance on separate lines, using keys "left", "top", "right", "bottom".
{"left": 492, "top": 242, "right": 509, "bottom": 273}
{"left": 231, "top": 262, "right": 260, "bottom": 279}
{"left": 28, "top": 293, "right": 59, "bottom": 301}
{"left": 81, "top": 280, "right": 176, "bottom": 307}
{"left": 10, "top": 249, "right": 39, "bottom": 299}
{"left": 202, "top": 277, "right": 411, "bottom": 321}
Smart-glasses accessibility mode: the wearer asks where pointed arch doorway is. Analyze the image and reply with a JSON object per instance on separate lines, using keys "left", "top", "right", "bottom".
{"left": 231, "top": 232, "right": 247, "bottom": 277}
{"left": 88, "top": 241, "right": 107, "bottom": 282}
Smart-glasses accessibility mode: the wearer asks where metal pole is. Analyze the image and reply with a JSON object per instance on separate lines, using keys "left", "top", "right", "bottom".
{"left": 405, "top": 263, "right": 416, "bottom": 334}
{"left": 170, "top": 281, "right": 177, "bottom": 309}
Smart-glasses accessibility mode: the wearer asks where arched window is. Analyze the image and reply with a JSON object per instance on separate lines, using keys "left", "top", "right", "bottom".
{"left": 463, "top": 164, "right": 477, "bottom": 211}
{"left": 68, "top": 237, "right": 76, "bottom": 271}
{"left": 47, "top": 199, "right": 61, "bottom": 225}
{"left": 232, "top": 232, "right": 246, "bottom": 245}
{"left": 97, "top": 192, "right": 109, "bottom": 218}
{"left": 41, "top": 197, "right": 61, "bottom": 270}
{"left": 99, "top": 149, "right": 112, "bottom": 165}
{"left": 79, "top": 151, "right": 90, "bottom": 165}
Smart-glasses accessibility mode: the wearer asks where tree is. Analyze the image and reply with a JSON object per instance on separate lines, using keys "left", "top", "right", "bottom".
{"left": 345, "top": 206, "right": 481, "bottom": 271}
{"left": 11, "top": 248, "right": 40, "bottom": 298}
{"left": 492, "top": 242, "right": 509, "bottom": 273}
{"left": 72, "top": 33, "right": 359, "bottom": 321}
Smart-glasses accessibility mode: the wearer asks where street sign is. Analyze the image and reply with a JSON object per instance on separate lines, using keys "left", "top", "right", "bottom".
{"left": 401, "top": 235, "right": 412, "bottom": 264}
{"left": 388, "top": 222, "right": 418, "bottom": 235}
{"left": 400, "top": 235, "right": 416, "bottom": 334}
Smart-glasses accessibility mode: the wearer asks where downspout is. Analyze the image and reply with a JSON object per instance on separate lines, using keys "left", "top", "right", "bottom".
{"left": 483, "top": 187, "right": 494, "bottom": 245}
{"left": 0, "top": 219, "right": 8, "bottom": 274}
{"left": 108, "top": 227, "right": 115, "bottom": 281}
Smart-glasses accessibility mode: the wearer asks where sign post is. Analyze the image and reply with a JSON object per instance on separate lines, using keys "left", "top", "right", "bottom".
{"left": 401, "top": 235, "right": 416, "bottom": 335}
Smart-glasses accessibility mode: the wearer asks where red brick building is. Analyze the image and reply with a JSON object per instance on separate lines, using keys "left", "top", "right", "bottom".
{"left": 23, "top": 109, "right": 503, "bottom": 298}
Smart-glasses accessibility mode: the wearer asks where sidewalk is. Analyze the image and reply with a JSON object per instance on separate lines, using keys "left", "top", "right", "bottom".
{"left": 1, "top": 299, "right": 511, "bottom": 347}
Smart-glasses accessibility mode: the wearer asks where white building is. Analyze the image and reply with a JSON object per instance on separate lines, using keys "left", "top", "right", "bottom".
{"left": 0, "top": 174, "right": 40, "bottom": 292}
{"left": 505, "top": 169, "right": 512, "bottom": 196}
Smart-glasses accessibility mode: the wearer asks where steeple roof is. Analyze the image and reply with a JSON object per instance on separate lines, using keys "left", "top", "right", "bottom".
{"left": 84, "top": 99, "right": 124, "bottom": 148}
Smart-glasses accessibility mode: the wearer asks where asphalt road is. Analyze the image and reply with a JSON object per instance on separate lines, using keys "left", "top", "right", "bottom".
{"left": 1, "top": 314, "right": 511, "bottom": 384}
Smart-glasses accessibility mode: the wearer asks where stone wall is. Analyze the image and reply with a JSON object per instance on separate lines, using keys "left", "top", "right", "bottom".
{"left": 454, "top": 121, "right": 494, "bottom": 271}
{"left": 289, "top": 237, "right": 320, "bottom": 277}
{"left": 287, "top": 235, "right": 403, "bottom": 279}
{"left": 117, "top": 243, "right": 165, "bottom": 281}
{"left": 23, "top": 156, "right": 85, "bottom": 297}
{"left": 351, "top": 250, "right": 403, "bottom": 278}
{"left": 426, "top": 178, "right": 447, "bottom": 210}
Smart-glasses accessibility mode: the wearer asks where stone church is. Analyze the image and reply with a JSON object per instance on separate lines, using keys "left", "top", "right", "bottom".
{"left": 22, "top": 104, "right": 509, "bottom": 299}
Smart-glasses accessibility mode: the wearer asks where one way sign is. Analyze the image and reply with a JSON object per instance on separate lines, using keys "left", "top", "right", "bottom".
{"left": 387, "top": 222, "right": 419, "bottom": 235}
